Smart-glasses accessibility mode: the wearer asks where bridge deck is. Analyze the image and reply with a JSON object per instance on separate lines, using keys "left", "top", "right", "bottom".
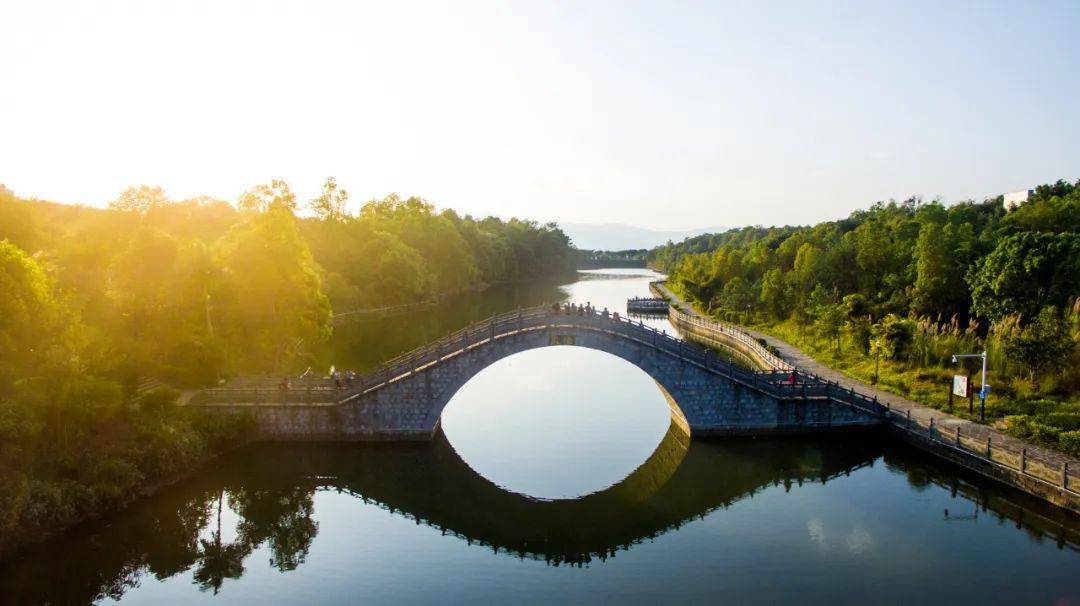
{"left": 192, "top": 305, "right": 887, "bottom": 425}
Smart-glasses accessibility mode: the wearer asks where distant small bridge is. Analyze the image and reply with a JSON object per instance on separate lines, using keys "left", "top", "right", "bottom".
{"left": 626, "top": 297, "right": 669, "bottom": 315}
{"left": 191, "top": 304, "right": 887, "bottom": 441}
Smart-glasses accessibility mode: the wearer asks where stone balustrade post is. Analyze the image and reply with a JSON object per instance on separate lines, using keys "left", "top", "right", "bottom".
{"left": 986, "top": 436, "right": 992, "bottom": 459}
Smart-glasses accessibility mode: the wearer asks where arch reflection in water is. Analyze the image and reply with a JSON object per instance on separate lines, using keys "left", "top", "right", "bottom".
{"left": 5, "top": 437, "right": 1080, "bottom": 604}
{"left": 439, "top": 346, "right": 680, "bottom": 500}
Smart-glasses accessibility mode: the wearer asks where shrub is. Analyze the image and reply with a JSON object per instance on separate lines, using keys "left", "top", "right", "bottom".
{"left": 1029, "top": 422, "right": 1062, "bottom": 445}
{"left": 18, "top": 480, "right": 94, "bottom": 536}
{"left": 871, "top": 314, "right": 915, "bottom": 361}
{"left": 162, "top": 340, "right": 224, "bottom": 387}
{"left": 1004, "top": 415, "right": 1033, "bottom": 439}
{"left": 189, "top": 410, "right": 256, "bottom": 452}
{"left": 140, "top": 386, "right": 181, "bottom": 413}
{"left": 1009, "top": 376, "right": 1037, "bottom": 400}
{"left": 0, "top": 474, "right": 28, "bottom": 539}
{"left": 58, "top": 377, "right": 124, "bottom": 415}
{"left": 1043, "top": 412, "right": 1080, "bottom": 431}
{"left": 1060, "top": 431, "right": 1080, "bottom": 457}
{"left": 996, "top": 398, "right": 1059, "bottom": 417}
{"left": 92, "top": 458, "right": 144, "bottom": 502}
{"left": 1003, "top": 306, "right": 1075, "bottom": 380}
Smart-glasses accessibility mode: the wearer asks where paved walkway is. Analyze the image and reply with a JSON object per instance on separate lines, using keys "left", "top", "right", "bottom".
{"left": 654, "top": 282, "right": 1077, "bottom": 470}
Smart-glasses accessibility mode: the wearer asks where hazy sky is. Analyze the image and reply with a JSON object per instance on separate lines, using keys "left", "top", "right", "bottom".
{"left": 2, "top": 1, "right": 1078, "bottom": 229}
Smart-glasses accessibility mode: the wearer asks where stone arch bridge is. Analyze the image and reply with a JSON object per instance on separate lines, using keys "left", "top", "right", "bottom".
{"left": 191, "top": 305, "right": 886, "bottom": 440}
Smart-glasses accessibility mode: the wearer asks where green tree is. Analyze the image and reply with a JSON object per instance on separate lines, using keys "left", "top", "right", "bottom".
{"left": 814, "top": 303, "right": 846, "bottom": 353}
{"left": 0, "top": 241, "right": 75, "bottom": 390}
{"left": 716, "top": 276, "right": 754, "bottom": 320}
{"left": 759, "top": 268, "right": 789, "bottom": 320}
{"left": 1003, "top": 306, "right": 1075, "bottom": 381}
{"left": 0, "top": 189, "right": 42, "bottom": 252}
{"left": 968, "top": 232, "right": 1080, "bottom": 323}
{"left": 869, "top": 314, "right": 915, "bottom": 383}
{"left": 1002, "top": 179, "right": 1080, "bottom": 234}
{"left": 109, "top": 185, "right": 168, "bottom": 215}
{"left": 841, "top": 294, "right": 873, "bottom": 353}
{"left": 911, "top": 222, "right": 949, "bottom": 316}
{"left": 238, "top": 180, "right": 298, "bottom": 214}
{"left": 308, "top": 177, "right": 349, "bottom": 222}
{"left": 214, "top": 209, "right": 331, "bottom": 372}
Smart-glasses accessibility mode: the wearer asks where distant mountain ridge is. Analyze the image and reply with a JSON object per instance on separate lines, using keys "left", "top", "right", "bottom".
{"left": 558, "top": 222, "right": 725, "bottom": 251}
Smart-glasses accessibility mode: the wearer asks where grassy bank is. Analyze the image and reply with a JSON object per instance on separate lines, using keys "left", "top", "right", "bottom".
{"left": 752, "top": 319, "right": 1080, "bottom": 457}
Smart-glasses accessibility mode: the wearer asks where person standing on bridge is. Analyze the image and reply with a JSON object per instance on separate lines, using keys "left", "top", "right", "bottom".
{"left": 278, "top": 377, "right": 290, "bottom": 404}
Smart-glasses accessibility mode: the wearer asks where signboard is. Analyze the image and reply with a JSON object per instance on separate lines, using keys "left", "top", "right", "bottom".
{"left": 952, "top": 375, "right": 969, "bottom": 398}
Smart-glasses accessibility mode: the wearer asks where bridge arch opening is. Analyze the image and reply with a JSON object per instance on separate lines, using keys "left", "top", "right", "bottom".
{"left": 439, "top": 346, "right": 690, "bottom": 501}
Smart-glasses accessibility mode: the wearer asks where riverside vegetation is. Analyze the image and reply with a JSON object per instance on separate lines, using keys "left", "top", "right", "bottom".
{"left": 0, "top": 179, "right": 575, "bottom": 554}
{"left": 653, "top": 179, "right": 1080, "bottom": 456}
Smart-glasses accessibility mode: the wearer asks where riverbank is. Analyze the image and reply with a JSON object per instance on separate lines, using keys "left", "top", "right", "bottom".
{"left": 0, "top": 410, "right": 256, "bottom": 561}
{"left": 653, "top": 282, "right": 1080, "bottom": 513}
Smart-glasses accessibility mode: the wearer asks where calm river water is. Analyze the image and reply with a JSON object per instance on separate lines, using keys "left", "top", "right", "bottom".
{"left": 3, "top": 269, "right": 1080, "bottom": 605}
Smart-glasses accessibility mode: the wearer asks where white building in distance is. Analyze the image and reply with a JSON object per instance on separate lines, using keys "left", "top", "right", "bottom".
{"left": 1003, "top": 189, "right": 1034, "bottom": 211}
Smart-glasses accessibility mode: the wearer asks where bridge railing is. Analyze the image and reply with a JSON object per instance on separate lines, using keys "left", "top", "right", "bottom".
{"left": 667, "top": 306, "right": 793, "bottom": 372}
{"left": 603, "top": 310, "right": 890, "bottom": 418}
{"left": 191, "top": 303, "right": 887, "bottom": 419}
{"left": 334, "top": 307, "right": 553, "bottom": 403}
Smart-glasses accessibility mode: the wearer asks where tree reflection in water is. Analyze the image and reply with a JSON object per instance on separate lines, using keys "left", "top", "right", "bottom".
{"left": 2, "top": 432, "right": 1078, "bottom": 605}
{"left": 194, "top": 490, "right": 247, "bottom": 594}
{"left": 231, "top": 485, "right": 319, "bottom": 572}
{"left": 186, "top": 483, "right": 321, "bottom": 595}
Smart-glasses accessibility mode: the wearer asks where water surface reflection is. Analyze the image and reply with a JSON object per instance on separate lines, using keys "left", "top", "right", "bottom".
{"left": 4, "top": 434, "right": 1079, "bottom": 604}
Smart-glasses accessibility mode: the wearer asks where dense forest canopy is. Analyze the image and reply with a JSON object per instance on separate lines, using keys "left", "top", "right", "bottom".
{"left": 0, "top": 179, "right": 574, "bottom": 554}
{"left": 653, "top": 179, "right": 1080, "bottom": 451}
{"left": 0, "top": 179, "right": 575, "bottom": 382}
{"left": 652, "top": 179, "right": 1078, "bottom": 330}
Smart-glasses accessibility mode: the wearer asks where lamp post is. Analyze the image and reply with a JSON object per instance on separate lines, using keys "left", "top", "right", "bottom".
{"left": 952, "top": 351, "right": 988, "bottom": 421}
